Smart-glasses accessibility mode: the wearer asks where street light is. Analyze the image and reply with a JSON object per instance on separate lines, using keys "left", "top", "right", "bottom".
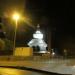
{"left": 12, "top": 12, "right": 20, "bottom": 50}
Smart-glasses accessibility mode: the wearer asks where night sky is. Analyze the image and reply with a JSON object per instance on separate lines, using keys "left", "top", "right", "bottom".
{"left": 26, "top": 0, "right": 72, "bottom": 34}
{"left": 25, "top": 0, "right": 73, "bottom": 52}
{"left": 0, "top": 0, "right": 73, "bottom": 34}
{"left": 0, "top": 0, "right": 73, "bottom": 49}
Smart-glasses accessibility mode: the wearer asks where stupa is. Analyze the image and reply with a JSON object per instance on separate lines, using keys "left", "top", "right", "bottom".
{"left": 28, "top": 24, "right": 47, "bottom": 53}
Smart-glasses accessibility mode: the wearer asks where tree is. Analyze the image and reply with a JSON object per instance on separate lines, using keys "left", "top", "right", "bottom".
{"left": 0, "top": 39, "right": 5, "bottom": 50}
{"left": 4, "top": 39, "right": 13, "bottom": 51}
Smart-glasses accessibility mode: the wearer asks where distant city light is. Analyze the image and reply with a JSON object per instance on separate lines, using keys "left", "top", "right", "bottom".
{"left": 52, "top": 52, "right": 55, "bottom": 55}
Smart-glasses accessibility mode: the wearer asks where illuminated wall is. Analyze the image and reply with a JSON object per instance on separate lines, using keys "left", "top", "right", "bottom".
{"left": 13, "top": 47, "right": 33, "bottom": 56}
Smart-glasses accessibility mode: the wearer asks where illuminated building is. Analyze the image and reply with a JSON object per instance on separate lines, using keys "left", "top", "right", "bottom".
{"left": 28, "top": 24, "right": 47, "bottom": 53}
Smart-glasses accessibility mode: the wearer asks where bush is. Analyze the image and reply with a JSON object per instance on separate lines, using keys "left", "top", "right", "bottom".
{"left": 0, "top": 39, "right": 5, "bottom": 50}
{"left": 0, "top": 38, "right": 13, "bottom": 51}
{"left": 4, "top": 39, "right": 13, "bottom": 51}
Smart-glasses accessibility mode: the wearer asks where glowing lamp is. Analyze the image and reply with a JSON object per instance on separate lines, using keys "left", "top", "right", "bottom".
{"left": 12, "top": 13, "right": 20, "bottom": 21}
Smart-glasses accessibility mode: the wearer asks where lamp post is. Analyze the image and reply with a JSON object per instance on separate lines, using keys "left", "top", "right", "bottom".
{"left": 12, "top": 12, "right": 20, "bottom": 50}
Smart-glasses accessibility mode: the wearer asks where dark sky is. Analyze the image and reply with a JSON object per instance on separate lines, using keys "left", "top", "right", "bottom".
{"left": 0, "top": 0, "right": 73, "bottom": 47}
{"left": 0, "top": 0, "right": 73, "bottom": 34}
{"left": 0, "top": 0, "right": 25, "bottom": 17}
{"left": 26, "top": 0, "right": 72, "bottom": 35}
{"left": 25, "top": 0, "right": 73, "bottom": 49}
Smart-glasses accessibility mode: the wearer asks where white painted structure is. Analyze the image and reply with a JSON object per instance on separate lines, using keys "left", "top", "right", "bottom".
{"left": 28, "top": 25, "right": 47, "bottom": 52}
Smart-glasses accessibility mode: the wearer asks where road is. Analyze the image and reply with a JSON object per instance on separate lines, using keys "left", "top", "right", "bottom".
{"left": 0, "top": 56, "right": 75, "bottom": 75}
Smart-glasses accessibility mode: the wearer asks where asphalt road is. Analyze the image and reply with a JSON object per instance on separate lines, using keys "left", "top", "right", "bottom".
{"left": 0, "top": 57, "right": 74, "bottom": 75}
